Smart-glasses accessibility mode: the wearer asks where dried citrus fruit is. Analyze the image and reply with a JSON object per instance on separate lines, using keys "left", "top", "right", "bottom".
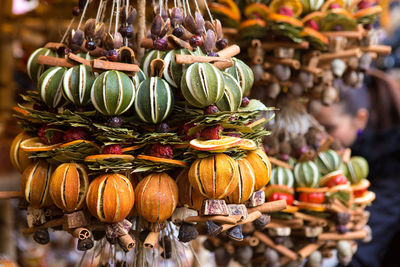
{"left": 20, "top": 137, "right": 61, "bottom": 152}
{"left": 270, "top": 0, "right": 303, "bottom": 17}
{"left": 189, "top": 136, "right": 242, "bottom": 152}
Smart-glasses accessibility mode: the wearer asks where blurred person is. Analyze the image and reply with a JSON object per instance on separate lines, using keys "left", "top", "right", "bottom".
{"left": 315, "top": 69, "right": 400, "bottom": 267}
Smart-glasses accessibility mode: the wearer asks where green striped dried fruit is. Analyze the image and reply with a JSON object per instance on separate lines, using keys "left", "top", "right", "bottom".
{"left": 270, "top": 166, "right": 295, "bottom": 187}
{"left": 315, "top": 149, "right": 342, "bottom": 175}
{"left": 181, "top": 62, "right": 224, "bottom": 108}
{"left": 141, "top": 50, "right": 166, "bottom": 77}
{"left": 134, "top": 77, "right": 174, "bottom": 124}
{"left": 341, "top": 156, "right": 369, "bottom": 184}
{"left": 27, "top": 47, "right": 57, "bottom": 83}
{"left": 91, "top": 70, "right": 135, "bottom": 115}
{"left": 225, "top": 58, "right": 254, "bottom": 96}
{"left": 38, "top": 66, "right": 67, "bottom": 108}
{"left": 294, "top": 161, "right": 321, "bottom": 188}
{"left": 162, "top": 48, "right": 193, "bottom": 88}
{"left": 63, "top": 64, "right": 96, "bottom": 107}
{"left": 132, "top": 68, "right": 146, "bottom": 88}
{"left": 216, "top": 72, "right": 243, "bottom": 112}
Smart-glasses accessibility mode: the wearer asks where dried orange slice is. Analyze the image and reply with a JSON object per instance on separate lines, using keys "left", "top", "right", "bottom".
{"left": 269, "top": 0, "right": 303, "bottom": 17}
{"left": 247, "top": 118, "right": 266, "bottom": 128}
{"left": 20, "top": 137, "right": 61, "bottom": 152}
{"left": 60, "top": 139, "right": 100, "bottom": 149}
{"left": 121, "top": 145, "right": 144, "bottom": 153}
{"left": 13, "top": 106, "right": 29, "bottom": 116}
{"left": 237, "top": 139, "right": 257, "bottom": 151}
{"left": 85, "top": 154, "right": 135, "bottom": 162}
{"left": 136, "top": 155, "right": 188, "bottom": 167}
{"left": 282, "top": 205, "right": 299, "bottom": 213}
{"left": 354, "top": 191, "right": 375, "bottom": 205}
{"left": 321, "top": 0, "right": 345, "bottom": 12}
{"left": 190, "top": 136, "right": 243, "bottom": 152}
{"left": 244, "top": 3, "right": 271, "bottom": 20}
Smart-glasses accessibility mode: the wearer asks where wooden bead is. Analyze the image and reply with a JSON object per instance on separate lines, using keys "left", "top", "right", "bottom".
{"left": 50, "top": 163, "right": 89, "bottom": 212}
{"left": 188, "top": 154, "right": 239, "bottom": 199}
{"left": 135, "top": 172, "right": 178, "bottom": 223}
{"left": 21, "top": 160, "right": 54, "bottom": 208}
{"left": 86, "top": 173, "right": 134, "bottom": 223}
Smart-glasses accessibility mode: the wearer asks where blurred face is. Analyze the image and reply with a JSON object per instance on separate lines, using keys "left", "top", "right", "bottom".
{"left": 315, "top": 104, "right": 368, "bottom": 147}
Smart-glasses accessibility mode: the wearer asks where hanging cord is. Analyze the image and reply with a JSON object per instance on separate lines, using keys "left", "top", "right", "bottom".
{"left": 115, "top": 0, "right": 121, "bottom": 34}
{"left": 185, "top": 0, "right": 191, "bottom": 15}
{"left": 95, "top": 0, "right": 104, "bottom": 23}
{"left": 159, "top": 0, "right": 163, "bottom": 15}
{"left": 77, "top": 0, "right": 90, "bottom": 30}
{"left": 125, "top": 0, "right": 129, "bottom": 46}
{"left": 181, "top": 0, "right": 187, "bottom": 17}
{"left": 109, "top": 0, "right": 116, "bottom": 33}
{"left": 100, "top": 0, "right": 109, "bottom": 23}
{"left": 203, "top": 0, "right": 214, "bottom": 23}
{"left": 60, "top": 17, "right": 75, "bottom": 43}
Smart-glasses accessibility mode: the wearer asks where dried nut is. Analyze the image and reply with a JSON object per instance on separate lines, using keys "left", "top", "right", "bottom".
{"left": 322, "top": 87, "right": 338, "bottom": 105}
{"left": 359, "top": 53, "right": 372, "bottom": 71}
{"left": 113, "top": 32, "right": 124, "bottom": 49}
{"left": 298, "top": 71, "right": 314, "bottom": 88}
{"left": 273, "top": 64, "right": 291, "bottom": 81}
{"left": 348, "top": 57, "right": 359, "bottom": 70}
{"left": 331, "top": 59, "right": 346, "bottom": 77}
{"left": 344, "top": 70, "right": 358, "bottom": 86}
{"left": 236, "top": 246, "right": 253, "bottom": 265}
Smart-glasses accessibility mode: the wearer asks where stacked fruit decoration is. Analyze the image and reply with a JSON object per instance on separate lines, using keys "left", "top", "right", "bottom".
{"left": 3, "top": 0, "right": 292, "bottom": 265}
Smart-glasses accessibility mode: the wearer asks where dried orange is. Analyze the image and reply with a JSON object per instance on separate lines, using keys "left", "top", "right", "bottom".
{"left": 269, "top": 0, "right": 303, "bottom": 17}
{"left": 237, "top": 139, "right": 257, "bottom": 151}
{"left": 189, "top": 136, "right": 242, "bottom": 152}
{"left": 136, "top": 155, "right": 187, "bottom": 167}
{"left": 20, "top": 137, "right": 61, "bottom": 152}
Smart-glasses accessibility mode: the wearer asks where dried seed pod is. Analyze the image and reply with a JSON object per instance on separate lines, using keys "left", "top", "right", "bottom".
{"left": 215, "top": 247, "right": 231, "bottom": 267}
{"left": 159, "top": 18, "right": 171, "bottom": 38}
{"left": 127, "top": 8, "right": 137, "bottom": 24}
{"left": 113, "top": 32, "right": 124, "bottom": 49}
{"left": 359, "top": 53, "right": 372, "bottom": 71}
{"left": 298, "top": 71, "right": 314, "bottom": 89}
{"left": 21, "top": 160, "right": 54, "bottom": 208}
{"left": 291, "top": 135, "right": 307, "bottom": 152}
{"left": 273, "top": 64, "right": 291, "bottom": 81}
{"left": 236, "top": 246, "right": 253, "bottom": 265}
{"left": 84, "top": 19, "right": 96, "bottom": 38}
{"left": 308, "top": 99, "right": 323, "bottom": 115}
{"left": 49, "top": 163, "right": 89, "bottom": 212}
{"left": 94, "top": 23, "right": 105, "bottom": 44}
{"left": 170, "top": 7, "right": 183, "bottom": 27}
{"left": 178, "top": 223, "right": 199, "bottom": 242}
{"left": 194, "top": 12, "right": 205, "bottom": 36}
{"left": 253, "top": 214, "right": 271, "bottom": 230}
{"left": 322, "top": 86, "right": 338, "bottom": 105}
{"left": 102, "top": 33, "right": 115, "bottom": 50}
{"left": 34, "top": 229, "right": 50, "bottom": 245}
{"left": 267, "top": 82, "right": 281, "bottom": 99}
{"left": 289, "top": 82, "right": 304, "bottom": 96}
{"left": 214, "top": 19, "right": 223, "bottom": 40}
{"left": 331, "top": 59, "right": 346, "bottom": 77}
{"left": 203, "top": 29, "right": 216, "bottom": 54}
{"left": 184, "top": 14, "right": 197, "bottom": 34}
{"left": 321, "top": 70, "right": 334, "bottom": 85}
{"left": 86, "top": 173, "right": 135, "bottom": 223}
{"left": 151, "top": 15, "right": 163, "bottom": 39}
{"left": 176, "top": 169, "right": 206, "bottom": 211}
{"left": 135, "top": 172, "right": 178, "bottom": 223}
{"left": 154, "top": 6, "right": 168, "bottom": 21}
{"left": 70, "top": 29, "right": 85, "bottom": 51}
{"left": 305, "top": 127, "right": 323, "bottom": 147}
{"left": 348, "top": 57, "right": 359, "bottom": 70}
{"left": 264, "top": 247, "right": 280, "bottom": 265}
{"left": 205, "top": 220, "right": 223, "bottom": 237}
{"left": 226, "top": 225, "right": 243, "bottom": 241}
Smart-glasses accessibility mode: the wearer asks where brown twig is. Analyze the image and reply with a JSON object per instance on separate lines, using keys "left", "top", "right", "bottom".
{"left": 175, "top": 54, "right": 230, "bottom": 65}
{"left": 0, "top": 191, "right": 23, "bottom": 199}
{"left": 269, "top": 157, "right": 294, "bottom": 170}
{"left": 319, "top": 48, "right": 362, "bottom": 62}
{"left": 37, "top": 55, "right": 75, "bottom": 68}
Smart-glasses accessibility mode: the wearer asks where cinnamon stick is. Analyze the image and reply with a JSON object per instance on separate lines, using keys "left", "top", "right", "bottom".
{"left": 185, "top": 215, "right": 240, "bottom": 225}
{"left": 22, "top": 217, "right": 65, "bottom": 235}
{"left": 253, "top": 231, "right": 298, "bottom": 261}
{"left": 0, "top": 191, "right": 23, "bottom": 199}
{"left": 37, "top": 55, "right": 75, "bottom": 68}
{"left": 303, "top": 51, "right": 321, "bottom": 68}
{"left": 92, "top": 59, "right": 140, "bottom": 73}
{"left": 318, "top": 230, "right": 367, "bottom": 241}
{"left": 221, "top": 211, "right": 262, "bottom": 232}
{"left": 68, "top": 53, "right": 91, "bottom": 66}
{"left": 247, "top": 200, "right": 287, "bottom": 214}
{"left": 175, "top": 54, "right": 230, "bottom": 65}
{"left": 298, "top": 242, "right": 325, "bottom": 259}
{"left": 262, "top": 41, "right": 309, "bottom": 50}
{"left": 266, "top": 218, "right": 304, "bottom": 229}
{"left": 119, "top": 234, "right": 136, "bottom": 251}
{"left": 44, "top": 42, "right": 66, "bottom": 50}
{"left": 318, "top": 135, "right": 334, "bottom": 153}
{"left": 232, "top": 236, "right": 260, "bottom": 247}
{"left": 222, "top": 28, "right": 239, "bottom": 36}
{"left": 323, "top": 31, "right": 363, "bottom": 39}
{"left": 300, "top": 66, "right": 323, "bottom": 76}
{"left": 267, "top": 57, "right": 300, "bottom": 69}
{"left": 71, "top": 227, "right": 91, "bottom": 240}
{"left": 319, "top": 48, "right": 362, "bottom": 61}
{"left": 360, "top": 45, "right": 392, "bottom": 55}
{"left": 294, "top": 212, "right": 328, "bottom": 226}
{"left": 167, "top": 35, "right": 192, "bottom": 50}
{"left": 140, "top": 38, "right": 174, "bottom": 50}
{"left": 144, "top": 231, "right": 159, "bottom": 248}
{"left": 269, "top": 157, "right": 294, "bottom": 170}
{"left": 214, "top": 60, "right": 234, "bottom": 70}
{"left": 217, "top": 45, "right": 240, "bottom": 58}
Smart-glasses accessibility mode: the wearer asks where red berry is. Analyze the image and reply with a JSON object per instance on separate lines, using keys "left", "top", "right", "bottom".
{"left": 189, "top": 35, "right": 203, "bottom": 48}
{"left": 329, "top": 3, "right": 341, "bottom": 9}
{"left": 268, "top": 192, "right": 294, "bottom": 206}
{"left": 326, "top": 174, "right": 348, "bottom": 187}
{"left": 295, "top": 145, "right": 309, "bottom": 158}
{"left": 172, "top": 27, "right": 184, "bottom": 38}
{"left": 63, "top": 127, "right": 90, "bottom": 142}
{"left": 148, "top": 144, "right": 173, "bottom": 159}
{"left": 216, "top": 39, "right": 228, "bottom": 50}
{"left": 204, "top": 105, "right": 219, "bottom": 115}
{"left": 226, "top": 132, "right": 241, "bottom": 138}
{"left": 241, "top": 97, "right": 250, "bottom": 107}
{"left": 38, "top": 125, "right": 63, "bottom": 145}
{"left": 181, "top": 122, "right": 201, "bottom": 141}
{"left": 278, "top": 154, "right": 290, "bottom": 162}
{"left": 358, "top": 0, "right": 372, "bottom": 9}
{"left": 201, "top": 125, "right": 223, "bottom": 140}
{"left": 85, "top": 40, "right": 96, "bottom": 51}
{"left": 306, "top": 19, "right": 319, "bottom": 31}
{"left": 278, "top": 6, "right": 293, "bottom": 17}
{"left": 102, "top": 144, "right": 122, "bottom": 154}
{"left": 354, "top": 188, "right": 367, "bottom": 198}
{"left": 299, "top": 192, "right": 325, "bottom": 204}
{"left": 153, "top": 39, "right": 168, "bottom": 51}
{"left": 106, "top": 50, "right": 120, "bottom": 62}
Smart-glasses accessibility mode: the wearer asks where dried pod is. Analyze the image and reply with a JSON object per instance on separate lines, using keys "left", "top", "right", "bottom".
{"left": 184, "top": 14, "right": 197, "bottom": 34}
{"left": 344, "top": 70, "right": 358, "bottom": 86}
{"left": 273, "top": 64, "right": 291, "bottom": 81}
{"left": 298, "top": 71, "right": 314, "bottom": 88}
{"left": 215, "top": 247, "right": 231, "bottom": 267}
{"left": 214, "top": 19, "right": 223, "bottom": 40}
{"left": 291, "top": 135, "right": 307, "bottom": 152}
{"left": 321, "top": 70, "right": 334, "bottom": 85}
{"left": 154, "top": 6, "right": 168, "bottom": 21}
{"left": 135, "top": 172, "right": 178, "bottom": 223}
{"left": 236, "top": 246, "right": 253, "bottom": 265}
{"left": 93, "top": 23, "right": 105, "bottom": 44}
{"left": 86, "top": 173, "right": 135, "bottom": 223}
{"left": 305, "top": 127, "right": 323, "bottom": 147}
{"left": 49, "top": 163, "right": 89, "bottom": 212}
{"left": 151, "top": 15, "right": 163, "bottom": 39}
{"left": 34, "top": 229, "right": 50, "bottom": 245}
{"left": 267, "top": 82, "right": 281, "bottom": 99}
{"left": 348, "top": 57, "right": 359, "bottom": 70}
{"left": 21, "top": 160, "right": 54, "bottom": 208}
{"left": 205, "top": 220, "right": 223, "bottom": 237}
{"left": 70, "top": 29, "right": 85, "bottom": 51}
{"left": 194, "top": 11, "right": 205, "bottom": 35}
{"left": 127, "top": 8, "right": 137, "bottom": 24}
{"left": 77, "top": 238, "right": 94, "bottom": 251}
{"left": 159, "top": 18, "right": 171, "bottom": 38}
{"left": 308, "top": 99, "right": 323, "bottom": 115}
{"left": 322, "top": 86, "right": 338, "bottom": 105}
{"left": 264, "top": 247, "right": 280, "bottom": 265}
{"left": 289, "top": 82, "right": 303, "bottom": 96}
{"left": 178, "top": 223, "right": 199, "bottom": 242}
{"left": 359, "top": 53, "right": 372, "bottom": 71}
{"left": 203, "top": 29, "right": 216, "bottom": 53}
{"left": 84, "top": 19, "right": 96, "bottom": 38}
{"left": 170, "top": 7, "right": 183, "bottom": 27}
{"left": 226, "top": 225, "right": 243, "bottom": 241}
{"left": 253, "top": 214, "right": 271, "bottom": 230}
{"left": 331, "top": 59, "right": 346, "bottom": 77}
{"left": 305, "top": 251, "right": 322, "bottom": 267}
{"left": 113, "top": 32, "right": 124, "bottom": 49}
{"left": 102, "top": 33, "right": 115, "bottom": 51}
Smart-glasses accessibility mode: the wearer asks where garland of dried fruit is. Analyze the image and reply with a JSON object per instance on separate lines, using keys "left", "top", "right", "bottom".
{"left": 204, "top": 0, "right": 389, "bottom": 266}
{"left": 0, "top": 0, "right": 293, "bottom": 265}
